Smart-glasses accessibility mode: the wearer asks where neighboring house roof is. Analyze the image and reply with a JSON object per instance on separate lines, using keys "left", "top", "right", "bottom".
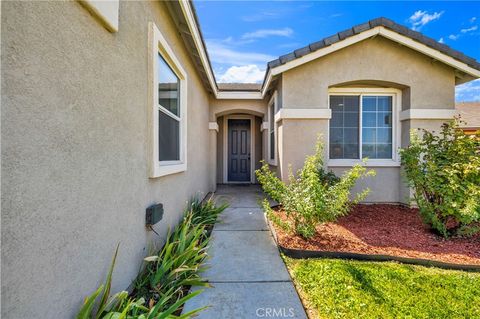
{"left": 456, "top": 102, "right": 480, "bottom": 129}
{"left": 171, "top": 2, "right": 480, "bottom": 99}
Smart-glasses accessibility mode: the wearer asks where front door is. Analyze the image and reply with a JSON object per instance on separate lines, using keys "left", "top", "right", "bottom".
{"left": 228, "top": 119, "right": 251, "bottom": 182}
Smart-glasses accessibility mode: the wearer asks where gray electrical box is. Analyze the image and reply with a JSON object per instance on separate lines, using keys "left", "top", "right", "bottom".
{"left": 146, "top": 203, "right": 163, "bottom": 227}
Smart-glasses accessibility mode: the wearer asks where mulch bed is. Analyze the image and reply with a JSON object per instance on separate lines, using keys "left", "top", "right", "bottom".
{"left": 272, "top": 204, "right": 480, "bottom": 266}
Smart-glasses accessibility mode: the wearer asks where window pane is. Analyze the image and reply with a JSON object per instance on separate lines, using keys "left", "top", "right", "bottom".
{"left": 270, "top": 103, "right": 275, "bottom": 131}
{"left": 377, "top": 128, "right": 392, "bottom": 143}
{"left": 330, "top": 96, "right": 344, "bottom": 112}
{"left": 331, "top": 112, "right": 344, "bottom": 127}
{"left": 329, "top": 95, "right": 359, "bottom": 159}
{"left": 158, "top": 54, "right": 180, "bottom": 116}
{"left": 377, "top": 96, "right": 392, "bottom": 111}
{"left": 270, "top": 132, "right": 275, "bottom": 160}
{"left": 159, "top": 110, "right": 180, "bottom": 161}
{"left": 344, "top": 144, "right": 359, "bottom": 159}
{"left": 330, "top": 128, "right": 343, "bottom": 144}
{"left": 376, "top": 144, "right": 392, "bottom": 159}
{"left": 377, "top": 112, "right": 392, "bottom": 127}
{"left": 361, "top": 96, "right": 393, "bottom": 159}
{"left": 344, "top": 112, "right": 359, "bottom": 127}
{"left": 362, "top": 144, "right": 375, "bottom": 159}
{"left": 363, "top": 96, "right": 376, "bottom": 112}
{"left": 344, "top": 128, "right": 358, "bottom": 144}
{"left": 330, "top": 144, "right": 343, "bottom": 159}
{"left": 362, "top": 128, "right": 376, "bottom": 143}
{"left": 362, "top": 112, "right": 376, "bottom": 127}
{"left": 344, "top": 96, "right": 359, "bottom": 112}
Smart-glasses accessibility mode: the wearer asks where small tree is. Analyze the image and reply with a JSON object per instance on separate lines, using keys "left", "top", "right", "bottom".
{"left": 256, "top": 138, "right": 375, "bottom": 239}
{"left": 400, "top": 120, "right": 480, "bottom": 238}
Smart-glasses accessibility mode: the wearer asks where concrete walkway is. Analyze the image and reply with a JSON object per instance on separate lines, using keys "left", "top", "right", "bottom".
{"left": 183, "top": 185, "right": 307, "bottom": 319}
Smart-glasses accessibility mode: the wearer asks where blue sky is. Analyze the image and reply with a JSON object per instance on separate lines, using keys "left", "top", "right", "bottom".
{"left": 194, "top": 1, "right": 480, "bottom": 101}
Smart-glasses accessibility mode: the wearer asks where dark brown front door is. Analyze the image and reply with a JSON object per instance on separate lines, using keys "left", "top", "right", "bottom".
{"left": 228, "top": 119, "right": 251, "bottom": 182}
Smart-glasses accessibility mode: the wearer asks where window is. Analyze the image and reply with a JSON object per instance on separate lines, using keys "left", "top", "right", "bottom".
{"left": 268, "top": 92, "right": 277, "bottom": 165}
{"left": 158, "top": 54, "right": 180, "bottom": 161}
{"left": 149, "top": 22, "right": 187, "bottom": 178}
{"left": 269, "top": 102, "right": 275, "bottom": 160}
{"left": 329, "top": 91, "right": 396, "bottom": 164}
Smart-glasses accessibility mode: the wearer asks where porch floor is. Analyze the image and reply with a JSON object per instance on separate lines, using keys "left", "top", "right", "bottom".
{"left": 183, "top": 185, "right": 307, "bottom": 318}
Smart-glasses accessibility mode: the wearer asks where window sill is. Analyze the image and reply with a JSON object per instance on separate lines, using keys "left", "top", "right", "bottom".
{"left": 150, "top": 163, "right": 187, "bottom": 178}
{"left": 328, "top": 159, "right": 400, "bottom": 167}
{"left": 267, "top": 159, "right": 278, "bottom": 166}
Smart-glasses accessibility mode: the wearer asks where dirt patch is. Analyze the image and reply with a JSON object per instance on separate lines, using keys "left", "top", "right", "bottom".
{"left": 273, "top": 204, "right": 480, "bottom": 266}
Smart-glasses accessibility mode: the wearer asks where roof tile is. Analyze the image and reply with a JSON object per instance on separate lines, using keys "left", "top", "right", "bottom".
{"left": 338, "top": 28, "right": 354, "bottom": 40}
{"left": 353, "top": 22, "right": 371, "bottom": 34}
{"left": 294, "top": 46, "right": 311, "bottom": 58}
{"left": 309, "top": 39, "right": 326, "bottom": 51}
{"left": 279, "top": 52, "right": 296, "bottom": 64}
{"left": 324, "top": 33, "right": 340, "bottom": 46}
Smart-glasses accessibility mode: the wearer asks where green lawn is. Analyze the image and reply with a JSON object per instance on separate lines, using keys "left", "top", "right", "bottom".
{"left": 284, "top": 258, "right": 480, "bottom": 319}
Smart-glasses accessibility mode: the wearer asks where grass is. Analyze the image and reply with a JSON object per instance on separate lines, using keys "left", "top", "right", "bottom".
{"left": 284, "top": 258, "right": 480, "bottom": 319}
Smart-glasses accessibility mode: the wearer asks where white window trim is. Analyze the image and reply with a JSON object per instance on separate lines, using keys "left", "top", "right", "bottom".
{"left": 267, "top": 91, "right": 278, "bottom": 166}
{"left": 327, "top": 88, "right": 402, "bottom": 167}
{"left": 148, "top": 22, "right": 188, "bottom": 178}
{"left": 223, "top": 115, "right": 256, "bottom": 183}
{"left": 79, "top": 0, "right": 120, "bottom": 32}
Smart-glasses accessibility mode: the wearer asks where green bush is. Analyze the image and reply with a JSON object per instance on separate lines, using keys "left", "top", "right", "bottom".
{"left": 256, "top": 138, "right": 375, "bottom": 239}
{"left": 400, "top": 120, "right": 480, "bottom": 238}
{"left": 76, "top": 198, "right": 227, "bottom": 319}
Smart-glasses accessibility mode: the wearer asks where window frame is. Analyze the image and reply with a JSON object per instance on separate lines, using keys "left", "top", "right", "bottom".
{"left": 328, "top": 88, "right": 401, "bottom": 167}
{"left": 149, "top": 22, "right": 188, "bottom": 178}
{"left": 267, "top": 91, "right": 278, "bottom": 166}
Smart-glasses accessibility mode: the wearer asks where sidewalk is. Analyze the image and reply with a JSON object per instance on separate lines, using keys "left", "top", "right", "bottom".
{"left": 183, "top": 185, "right": 307, "bottom": 319}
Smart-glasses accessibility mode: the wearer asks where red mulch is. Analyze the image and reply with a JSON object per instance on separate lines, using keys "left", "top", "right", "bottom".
{"left": 273, "top": 204, "right": 480, "bottom": 266}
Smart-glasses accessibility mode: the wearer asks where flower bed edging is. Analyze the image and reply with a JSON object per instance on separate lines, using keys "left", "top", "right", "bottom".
{"left": 266, "top": 210, "right": 480, "bottom": 273}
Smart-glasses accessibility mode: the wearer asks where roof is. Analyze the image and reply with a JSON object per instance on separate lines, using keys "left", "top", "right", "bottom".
{"left": 217, "top": 83, "right": 262, "bottom": 92}
{"left": 267, "top": 17, "right": 480, "bottom": 72}
{"left": 456, "top": 102, "right": 480, "bottom": 128}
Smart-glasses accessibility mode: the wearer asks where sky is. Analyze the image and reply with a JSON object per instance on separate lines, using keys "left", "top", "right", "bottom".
{"left": 194, "top": 1, "right": 480, "bottom": 101}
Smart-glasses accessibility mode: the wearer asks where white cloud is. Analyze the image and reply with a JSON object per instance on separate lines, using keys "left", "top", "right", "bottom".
{"left": 461, "top": 25, "right": 478, "bottom": 33}
{"left": 438, "top": 37, "right": 444, "bottom": 43}
{"left": 242, "top": 27, "right": 293, "bottom": 39}
{"left": 456, "top": 79, "right": 480, "bottom": 102}
{"left": 218, "top": 65, "right": 265, "bottom": 83}
{"left": 470, "top": 17, "right": 477, "bottom": 23}
{"left": 448, "top": 34, "right": 459, "bottom": 40}
{"left": 242, "top": 11, "right": 281, "bottom": 22}
{"left": 408, "top": 10, "right": 444, "bottom": 31}
{"left": 205, "top": 40, "right": 275, "bottom": 66}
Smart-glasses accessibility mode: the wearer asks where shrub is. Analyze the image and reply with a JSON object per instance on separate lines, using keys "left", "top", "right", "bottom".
{"left": 77, "top": 198, "right": 227, "bottom": 319}
{"left": 256, "top": 137, "right": 375, "bottom": 239}
{"left": 400, "top": 120, "right": 480, "bottom": 238}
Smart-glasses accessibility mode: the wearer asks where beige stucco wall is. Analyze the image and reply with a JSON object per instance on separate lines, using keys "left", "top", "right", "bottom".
{"left": 1, "top": 1, "right": 212, "bottom": 318}
{"left": 282, "top": 36, "right": 456, "bottom": 110}
{"left": 277, "top": 119, "right": 329, "bottom": 180}
{"left": 209, "top": 98, "right": 267, "bottom": 121}
{"left": 277, "top": 36, "right": 457, "bottom": 203}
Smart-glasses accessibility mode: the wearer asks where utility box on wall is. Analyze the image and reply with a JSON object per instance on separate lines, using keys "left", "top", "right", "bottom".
{"left": 146, "top": 203, "right": 164, "bottom": 227}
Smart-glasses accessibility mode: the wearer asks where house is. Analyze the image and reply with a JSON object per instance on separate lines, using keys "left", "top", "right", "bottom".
{"left": 456, "top": 102, "right": 480, "bottom": 135}
{"left": 2, "top": 1, "right": 480, "bottom": 318}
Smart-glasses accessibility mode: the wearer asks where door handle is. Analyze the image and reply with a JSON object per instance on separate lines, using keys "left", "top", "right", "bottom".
{"left": 248, "top": 153, "right": 251, "bottom": 160}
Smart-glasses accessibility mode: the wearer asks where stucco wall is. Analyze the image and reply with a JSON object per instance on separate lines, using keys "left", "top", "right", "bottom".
{"left": 282, "top": 36, "right": 456, "bottom": 109}
{"left": 209, "top": 98, "right": 267, "bottom": 121}
{"left": 1, "top": 1, "right": 212, "bottom": 318}
{"left": 278, "top": 119, "right": 329, "bottom": 181}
